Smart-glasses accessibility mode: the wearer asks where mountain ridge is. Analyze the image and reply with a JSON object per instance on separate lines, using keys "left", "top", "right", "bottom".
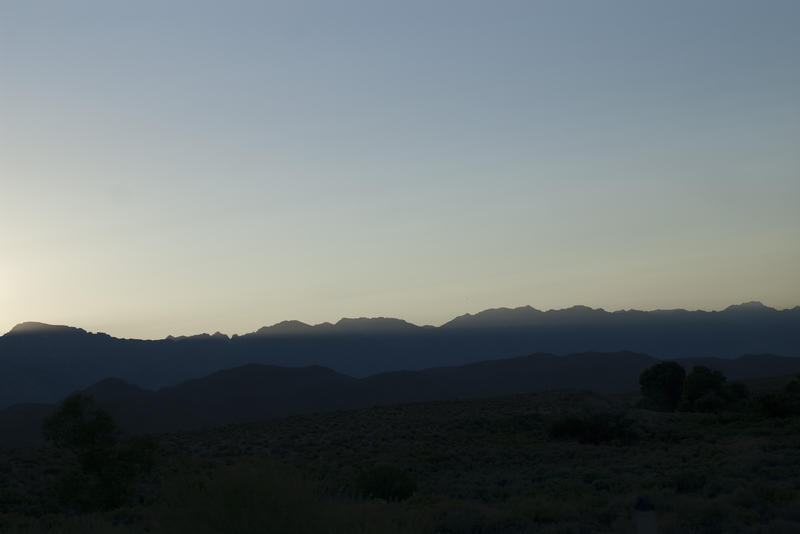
{"left": 5, "top": 302, "right": 793, "bottom": 340}
{"left": 2, "top": 351, "right": 800, "bottom": 448}
{"left": 1, "top": 302, "right": 798, "bottom": 410}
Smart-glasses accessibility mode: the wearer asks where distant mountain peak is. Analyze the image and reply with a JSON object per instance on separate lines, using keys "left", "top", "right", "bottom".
{"left": 273, "top": 320, "right": 311, "bottom": 328}
{"left": 253, "top": 320, "right": 313, "bottom": 336}
{"left": 5, "top": 322, "right": 88, "bottom": 337}
{"left": 166, "top": 331, "right": 230, "bottom": 341}
{"left": 83, "top": 377, "right": 148, "bottom": 395}
{"left": 560, "top": 305, "right": 598, "bottom": 312}
{"left": 334, "top": 317, "right": 417, "bottom": 331}
{"left": 442, "top": 305, "right": 544, "bottom": 328}
{"left": 724, "top": 301, "right": 774, "bottom": 312}
{"left": 3, "top": 301, "right": 791, "bottom": 342}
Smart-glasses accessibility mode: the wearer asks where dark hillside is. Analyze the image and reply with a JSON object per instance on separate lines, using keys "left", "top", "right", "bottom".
{"left": 3, "top": 351, "right": 800, "bottom": 448}
{"left": 2, "top": 303, "right": 798, "bottom": 409}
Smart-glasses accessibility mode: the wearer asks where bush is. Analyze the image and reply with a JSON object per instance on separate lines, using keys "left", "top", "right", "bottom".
{"left": 693, "top": 392, "right": 726, "bottom": 414}
{"left": 671, "top": 470, "right": 707, "bottom": 493}
{"left": 547, "top": 413, "right": 637, "bottom": 444}
{"left": 750, "top": 393, "right": 798, "bottom": 418}
{"left": 638, "top": 361, "right": 686, "bottom": 411}
{"left": 724, "top": 381, "right": 750, "bottom": 407}
{"left": 356, "top": 465, "right": 417, "bottom": 502}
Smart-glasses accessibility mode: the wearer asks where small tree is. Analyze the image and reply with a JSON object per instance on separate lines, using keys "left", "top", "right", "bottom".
{"left": 638, "top": 361, "right": 686, "bottom": 411}
{"left": 43, "top": 394, "right": 156, "bottom": 511}
{"left": 679, "top": 366, "right": 727, "bottom": 412}
{"left": 43, "top": 394, "right": 117, "bottom": 472}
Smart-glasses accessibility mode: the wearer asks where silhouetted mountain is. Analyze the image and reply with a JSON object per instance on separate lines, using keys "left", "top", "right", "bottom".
{"left": 5, "top": 322, "right": 99, "bottom": 339}
{"left": 3, "top": 351, "right": 800, "bottom": 448}
{"left": 83, "top": 377, "right": 149, "bottom": 399}
{"left": 252, "top": 320, "right": 315, "bottom": 336}
{"left": 723, "top": 301, "right": 775, "bottom": 313}
{"left": 1, "top": 303, "right": 799, "bottom": 408}
{"left": 332, "top": 317, "right": 419, "bottom": 332}
{"left": 442, "top": 305, "right": 544, "bottom": 328}
{"left": 249, "top": 317, "right": 418, "bottom": 337}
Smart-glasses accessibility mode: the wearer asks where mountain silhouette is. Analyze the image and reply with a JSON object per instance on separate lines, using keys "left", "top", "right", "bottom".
{"left": 723, "top": 301, "right": 775, "bottom": 312}
{"left": 3, "top": 351, "right": 800, "bottom": 448}
{"left": 1, "top": 303, "right": 798, "bottom": 409}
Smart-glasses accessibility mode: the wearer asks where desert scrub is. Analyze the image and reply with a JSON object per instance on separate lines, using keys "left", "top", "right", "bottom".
{"left": 547, "top": 413, "right": 637, "bottom": 444}
{"left": 356, "top": 464, "right": 417, "bottom": 502}
{"left": 157, "top": 458, "right": 419, "bottom": 534}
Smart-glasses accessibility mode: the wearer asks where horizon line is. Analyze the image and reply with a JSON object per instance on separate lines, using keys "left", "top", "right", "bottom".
{"left": 4, "top": 300, "right": 798, "bottom": 341}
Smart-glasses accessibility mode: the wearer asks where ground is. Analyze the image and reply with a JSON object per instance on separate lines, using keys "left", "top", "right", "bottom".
{"left": 1, "top": 387, "right": 799, "bottom": 533}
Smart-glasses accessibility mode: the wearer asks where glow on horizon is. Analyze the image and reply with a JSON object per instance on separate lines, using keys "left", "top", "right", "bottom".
{"left": 1, "top": 1, "right": 799, "bottom": 340}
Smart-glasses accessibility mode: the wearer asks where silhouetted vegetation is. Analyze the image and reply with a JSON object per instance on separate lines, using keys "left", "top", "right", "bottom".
{"left": 638, "top": 362, "right": 751, "bottom": 414}
{"left": 638, "top": 361, "right": 686, "bottom": 411}
{"left": 679, "top": 365, "right": 728, "bottom": 412}
{"left": 547, "top": 413, "right": 637, "bottom": 444}
{"left": 2, "top": 375, "right": 799, "bottom": 532}
{"left": 749, "top": 377, "right": 800, "bottom": 418}
{"left": 356, "top": 465, "right": 417, "bottom": 501}
{"left": 42, "top": 394, "right": 156, "bottom": 512}
{"left": 155, "top": 461, "right": 414, "bottom": 534}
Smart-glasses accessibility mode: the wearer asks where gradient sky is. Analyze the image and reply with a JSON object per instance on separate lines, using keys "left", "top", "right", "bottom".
{"left": 1, "top": 1, "right": 799, "bottom": 339}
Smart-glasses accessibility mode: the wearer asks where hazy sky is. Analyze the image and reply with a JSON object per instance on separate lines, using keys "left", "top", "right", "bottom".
{"left": 1, "top": 1, "right": 798, "bottom": 338}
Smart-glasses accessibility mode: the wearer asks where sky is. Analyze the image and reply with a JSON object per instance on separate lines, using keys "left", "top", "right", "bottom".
{"left": 1, "top": 0, "right": 799, "bottom": 339}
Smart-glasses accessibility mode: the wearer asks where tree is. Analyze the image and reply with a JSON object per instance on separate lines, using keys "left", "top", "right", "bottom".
{"left": 638, "top": 361, "right": 686, "bottom": 411}
{"left": 43, "top": 394, "right": 156, "bottom": 511}
{"left": 43, "top": 394, "right": 117, "bottom": 473}
{"left": 679, "top": 366, "right": 727, "bottom": 412}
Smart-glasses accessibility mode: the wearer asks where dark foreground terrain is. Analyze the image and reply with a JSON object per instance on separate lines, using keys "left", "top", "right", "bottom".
{"left": 2, "top": 376, "right": 799, "bottom": 533}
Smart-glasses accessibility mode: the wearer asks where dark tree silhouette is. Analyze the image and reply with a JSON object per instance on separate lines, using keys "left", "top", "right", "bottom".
{"left": 43, "top": 394, "right": 117, "bottom": 472}
{"left": 679, "top": 366, "right": 727, "bottom": 412}
{"left": 638, "top": 361, "right": 686, "bottom": 411}
{"left": 43, "top": 394, "right": 156, "bottom": 511}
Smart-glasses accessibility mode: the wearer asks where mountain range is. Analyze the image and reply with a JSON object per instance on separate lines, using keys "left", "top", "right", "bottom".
{"left": 3, "top": 350, "right": 800, "bottom": 448}
{"left": 1, "top": 302, "right": 798, "bottom": 409}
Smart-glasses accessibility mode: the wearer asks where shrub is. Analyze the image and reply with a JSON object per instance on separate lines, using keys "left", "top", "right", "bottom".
{"left": 155, "top": 460, "right": 418, "bottom": 534}
{"left": 356, "top": 465, "right": 417, "bottom": 502}
{"left": 750, "top": 393, "right": 797, "bottom": 418}
{"left": 693, "top": 392, "right": 726, "bottom": 414}
{"left": 547, "top": 413, "right": 637, "bottom": 444}
{"left": 671, "top": 470, "right": 707, "bottom": 493}
{"left": 724, "top": 381, "right": 750, "bottom": 407}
